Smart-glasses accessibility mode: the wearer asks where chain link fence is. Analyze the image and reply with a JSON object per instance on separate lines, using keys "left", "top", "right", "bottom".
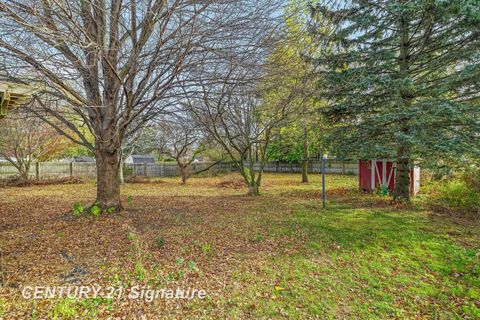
{"left": 0, "top": 160, "right": 358, "bottom": 181}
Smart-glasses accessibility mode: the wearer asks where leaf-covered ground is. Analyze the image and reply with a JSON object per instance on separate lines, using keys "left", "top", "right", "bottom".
{"left": 0, "top": 173, "right": 479, "bottom": 319}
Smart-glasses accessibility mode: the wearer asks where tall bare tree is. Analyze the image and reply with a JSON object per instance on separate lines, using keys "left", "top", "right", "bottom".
{"left": 179, "top": 4, "right": 298, "bottom": 195}
{"left": 0, "top": 0, "right": 283, "bottom": 210}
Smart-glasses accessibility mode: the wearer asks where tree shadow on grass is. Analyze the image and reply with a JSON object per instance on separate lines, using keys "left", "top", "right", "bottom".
{"left": 272, "top": 205, "right": 479, "bottom": 279}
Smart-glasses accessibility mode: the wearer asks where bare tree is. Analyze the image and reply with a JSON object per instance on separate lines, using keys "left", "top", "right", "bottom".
{"left": 0, "top": 111, "right": 66, "bottom": 182}
{"left": 189, "top": 74, "right": 298, "bottom": 195}
{"left": 0, "top": 0, "right": 284, "bottom": 210}
{"left": 156, "top": 116, "right": 209, "bottom": 185}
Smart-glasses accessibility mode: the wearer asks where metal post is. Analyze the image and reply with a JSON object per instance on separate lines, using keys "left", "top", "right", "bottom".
{"left": 322, "top": 157, "right": 326, "bottom": 209}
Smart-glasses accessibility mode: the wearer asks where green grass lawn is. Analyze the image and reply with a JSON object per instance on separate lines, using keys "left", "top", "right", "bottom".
{"left": 0, "top": 174, "right": 479, "bottom": 319}
{"left": 188, "top": 175, "right": 480, "bottom": 319}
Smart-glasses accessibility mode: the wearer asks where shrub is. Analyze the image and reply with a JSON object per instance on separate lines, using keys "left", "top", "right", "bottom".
{"left": 72, "top": 202, "right": 84, "bottom": 217}
{"left": 374, "top": 184, "right": 389, "bottom": 197}
{"left": 462, "top": 167, "right": 480, "bottom": 192}
{"left": 90, "top": 204, "right": 101, "bottom": 217}
{"left": 105, "top": 207, "right": 116, "bottom": 214}
{"left": 123, "top": 165, "right": 133, "bottom": 177}
{"left": 437, "top": 180, "right": 480, "bottom": 215}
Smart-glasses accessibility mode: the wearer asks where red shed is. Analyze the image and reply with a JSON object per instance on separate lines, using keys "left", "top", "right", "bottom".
{"left": 359, "top": 160, "right": 420, "bottom": 195}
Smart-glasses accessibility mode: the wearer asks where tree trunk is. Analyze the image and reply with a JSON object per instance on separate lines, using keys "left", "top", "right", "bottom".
{"left": 19, "top": 171, "right": 29, "bottom": 183}
{"left": 393, "top": 149, "right": 411, "bottom": 202}
{"left": 393, "top": 12, "right": 412, "bottom": 202}
{"left": 301, "top": 125, "right": 309, "bottom": 183}
{"left": 301, "top": 160, "right": 309, "bottom": 183}
{"left": 241, "top": 157, "right": 260, "bottom": 196}
{"left": 177, "top": 161, "right": 190, "bottom": 185}
{"left": 181, "top": 173, "right": 187, "bottom": 185}
{"left": 248, "top": 181, "right": 259, "bottom": 196}
{"left": 95, "top": 145, "right": 122, "bottom": 212}
{"left": 118, "top": 149, "right": 125, "bottom": 184}
{"left": 119, "top": 161, "right": 125, "bottom": 184}
{"left": 18, "top": 163, "right": 30, "bottom": 183}
{"left": 180, "top": 165, "right": 189, "bottom": 185}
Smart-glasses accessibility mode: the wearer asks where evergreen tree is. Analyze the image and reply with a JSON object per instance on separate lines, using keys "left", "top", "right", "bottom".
{"left": 311, "top": 0, "right": 480, "bottom": 201}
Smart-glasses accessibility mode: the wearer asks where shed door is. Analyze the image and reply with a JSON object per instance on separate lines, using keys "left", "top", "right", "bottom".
{"left": 372, "top": 160, "right": 395, "bottom": 192}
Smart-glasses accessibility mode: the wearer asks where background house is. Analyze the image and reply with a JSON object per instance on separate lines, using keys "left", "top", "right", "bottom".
{"left": 72, "top": 156, "right": 95, "bottom": 163}
{"left": 125, "top": 155, "right": 156, "bottom": 164}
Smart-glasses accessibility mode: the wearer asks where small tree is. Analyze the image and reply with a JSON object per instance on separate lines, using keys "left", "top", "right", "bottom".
{"left": 179, "top": 0, "right": 288, "bottom": 195}
{"left": 0, "top": 112, "right": 66, "bottom": 182}
{"left": 156, "top": 118, "right": 208, "bottom": 185}
{"left": 191, "top": 78, "right": 298, "bottom": 195}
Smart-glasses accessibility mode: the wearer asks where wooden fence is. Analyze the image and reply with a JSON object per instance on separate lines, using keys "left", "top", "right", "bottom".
{"left": 0, "top": 160, "right": 358, "bottom": 181}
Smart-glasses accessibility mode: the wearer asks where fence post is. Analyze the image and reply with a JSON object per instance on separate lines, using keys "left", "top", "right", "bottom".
{"left": 342, "top": 161, "right": 346, "bottom": 175}
{"left": 35, "top": 162, "right": 40, "bottom": 180}
{"left": 70, "top": 162, "right": 74, "bottom": 178}
{"left": 144, "top": 163, "right": 147, "bottom": 177}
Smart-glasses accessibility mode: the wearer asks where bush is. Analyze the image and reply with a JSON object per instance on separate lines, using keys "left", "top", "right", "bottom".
{"left": 72, "top": 202, "right": 84, "bottom": 217}
{"left": 90, "top": 204, "right": 101, "bottom": 217}
{"left": 123, "top": 165, "right": 134, "bottom": 177}
{"left": 436, "top": 180, "right": 480, "bottom": 215}
{"left": 462, "top": 167, "right": 480, "bottom": 192}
